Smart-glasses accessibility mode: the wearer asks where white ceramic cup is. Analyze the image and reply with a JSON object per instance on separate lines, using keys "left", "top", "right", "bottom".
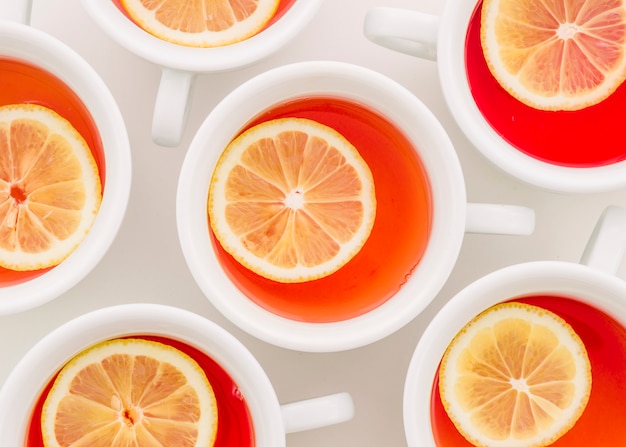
{"left": 81, "top": 0, "right": 324, "bottom": 147}
{"left": 0, "top": 0, "right": 131, "bottom": 315}
{"left": 0, "top": 303, "right": 354, "bottom": 446}
{"left": 363, "top": 5, "right": 626, "bottom": 193}
{"left": 176, "top": 60, "right": 535, "bottom": 353}
{"left": 404, "top": 205, "right": 626, "bottom": 446}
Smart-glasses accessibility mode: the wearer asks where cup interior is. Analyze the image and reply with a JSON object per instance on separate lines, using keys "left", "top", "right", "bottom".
{"left": 0, "top": 22, "right": 131, "bottom": 315}
{"left": 437, "top": 0, "right": 626, "bottom": 193}
{"left": 403, "top": 261, "right": 626, "bottom": 446}
{"left": 0, "top": 304, "right": 286, "bottom": 446}
{"left": 81, "top": 0, "right": 324, "bottom": 73}
{"left": 177, "top": 60, "right": 468, "bottom": 352}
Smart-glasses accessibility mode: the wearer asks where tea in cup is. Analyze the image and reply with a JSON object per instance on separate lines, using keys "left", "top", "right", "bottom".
{"left": 81, "top": 0, "right": 324, "bottom": 147}
{"left": 404, "top": 206, "right": 626, "bottom": 446}
{"left": 176, "top": 60, "right": 535, "bottom": 352}
{"left": 364, "top": 3, "right": 626, "bottom": 193}
{"left": 0, "top": 0, "right": 131, "bottom": 314}
{"left": 0, "top": 303, "right": 354, "bottom": 446}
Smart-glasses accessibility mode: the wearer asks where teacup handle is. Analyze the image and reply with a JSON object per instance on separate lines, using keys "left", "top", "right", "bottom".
{"left": 0, "top": 0, "right": 32, "bottom": 24}
{"left": 152, "top": 68, "right": 196, "bottom": 147}
{"left": 281, "top": 392, "right": 354, "bottom": 434}
{"left": 465, "top": 204, "right": 535, "bottom": 235}
{"left": 363, "top": 7, "right": 440, "bottom": 61}
{"left": 580, "top": 206, "right": 626, "bottom": 275}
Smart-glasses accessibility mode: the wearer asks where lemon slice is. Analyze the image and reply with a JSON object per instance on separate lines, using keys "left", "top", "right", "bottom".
{"left": 41, "top": 338, "right": 218, "bottom": 447}
{"left": 0, "top": 104, "right": 101, "bottom": 271}
{"left": 481, "top": 0, "right": 626, "bottom": 110}
{"left": 208, "top": 117, "right": 376, "bottom": 283}
{"left": 439, "top": 301, "right": 591, "bottom": 447}
{"left": 120, "top": 0, "right": 280, "bottom": 47}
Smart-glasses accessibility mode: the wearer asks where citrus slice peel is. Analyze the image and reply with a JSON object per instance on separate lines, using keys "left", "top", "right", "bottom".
{"left": 439, "top": 301, "right": 591, "bottom": 447}
{"left": 481, "top": 0, "right": 626, "bottom": 110}
{"left": 208, "top": 117, "right": 376, "bottom": 283}
{"left": 0, "top": 103, "right": 101, "bottom": 271}
{"left": 120, "top": 0, "right": 281, "bottom": 48}
{"left": 41, "top": 338, "right": 218, "bottom": 447}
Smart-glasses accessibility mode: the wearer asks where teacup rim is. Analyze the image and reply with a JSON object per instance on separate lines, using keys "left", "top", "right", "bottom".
{"left": 81, "top": 0, "right": 325, "bottom": 73}
{"left": 0, "top": 21, "right": 132, "bottom": 315}
{"left": 177, "top": 60, "right": 468, "bottom": 352}
{"left": 436, "top": 0, "right": 626, "bottom": 193}
{"left": 403, "top": 259, "right": 626, "bottom": 446}
{"left": 0, "top": 303, "right": 286, "bottom": 446}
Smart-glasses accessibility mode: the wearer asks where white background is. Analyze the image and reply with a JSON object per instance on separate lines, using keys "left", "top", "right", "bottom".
{"left": 2, "top": 0, "right": 626, "bottom": 446}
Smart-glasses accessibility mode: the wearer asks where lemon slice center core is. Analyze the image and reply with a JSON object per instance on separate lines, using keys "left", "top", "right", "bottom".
{"left": 10, "top": 184, "right": 27, "bottom": 204}
{"left": 557, "top": 23, "right": 581, "bottom": 39}
{"left": 284, "top": 189, "right": 305, "bottom": 209}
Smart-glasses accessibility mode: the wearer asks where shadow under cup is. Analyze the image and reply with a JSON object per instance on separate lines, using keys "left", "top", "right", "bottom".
{"left": 466, "top": 1, "right": 626, "bottom": 167}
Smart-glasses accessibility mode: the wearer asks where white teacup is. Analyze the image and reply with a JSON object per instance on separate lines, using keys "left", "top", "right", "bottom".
{"left": 364, "top": 5, "right": 626, "bottom": 193}
{"left": 81, "top": 0, "right": 324, "bottom": 147}
{"left": 404, "top": 205, "right": 626, "bottom": 446}
{"left": 176, "top": 60, "right": 535, "bottom": 353}
{"left": 0, "top": 0, "right": 131, "bottom": 314}
{"left": 0, "top": 304, "right": 354, "bottom": 446}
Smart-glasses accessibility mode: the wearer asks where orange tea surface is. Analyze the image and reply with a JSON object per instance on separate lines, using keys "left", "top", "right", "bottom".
{"left": 26, "top": 335, "right": 255, "bottom": 447}
{"left": 467, "top": 1, "right": 626, "bottom": 167}
{"left": 112, "top": 0, "right": 296, "bottom": 39}
{"left": 430, "top": 296, "right": 626, "bottom": 446}
{"left": 210, "top": 96, "right": 432, "bottom": 323}
{"left": 0, "top": 58, "right": 104, "bottom": 286}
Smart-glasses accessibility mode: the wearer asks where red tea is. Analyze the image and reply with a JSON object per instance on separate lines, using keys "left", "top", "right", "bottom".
{"left": 0, "top": 57, "right": 105, "bottom": 286}
{"left": 25, "top": 335, "right": 255, "bottom": 447}
{"left": 112, "top": 0, "right": 297, "bottom": 37}
{"left": 466, "top": 2, "right": 626, "bottom": 167}
{"left": 430, "top": 295, "right": 626, "bottom": 446}
{"left": 209, "top": 96, "right": 432, "bottom": 323}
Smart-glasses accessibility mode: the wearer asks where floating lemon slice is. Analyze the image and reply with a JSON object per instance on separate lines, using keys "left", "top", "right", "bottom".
{"left": 208, "top": 117, "right": 376, "bottom": 283}
{"left": 41, "top": 338, "right": 218, "bottom": 447}
{"left": 481, "top": 0, "right": 626, "bottom": 110}
{"left": 439, "top": 301, "right": 591, "bottom": 447}
{"left": 0, "top": 104, "right": 101, "bottom": 271}
{"left": 121, "top": 0, "right": 280, "bottom": 47}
